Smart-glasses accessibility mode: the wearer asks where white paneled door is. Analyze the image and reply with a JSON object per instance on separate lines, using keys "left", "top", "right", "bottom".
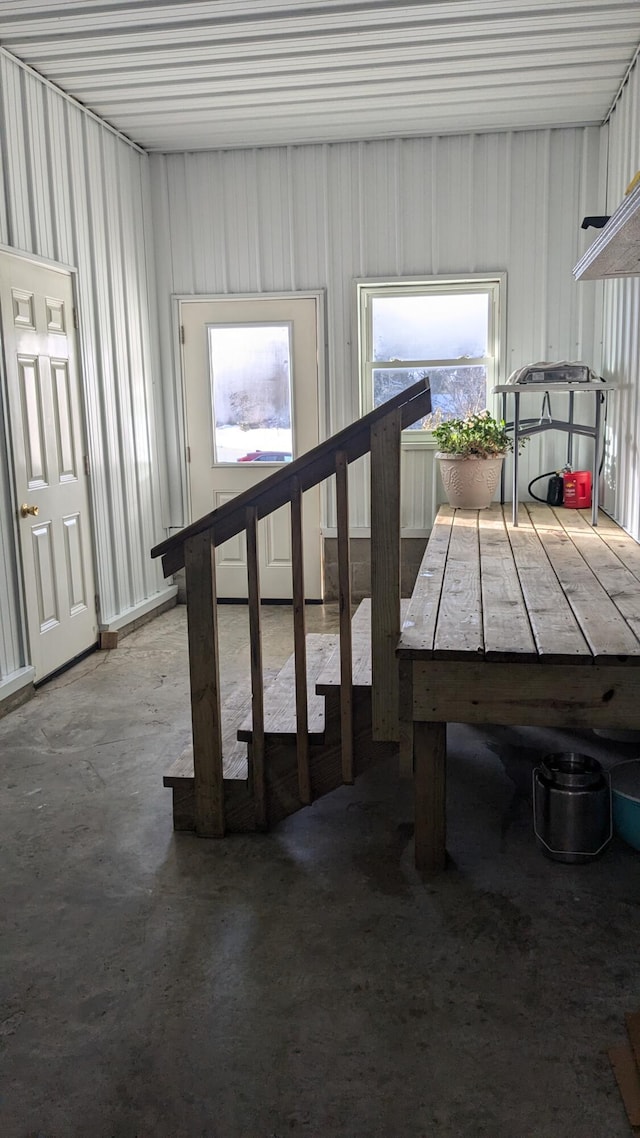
{"left": 0, "top": 252, "right": 97, "bottom": 681}
{"left": 181, "top": 295, "right": 323, "bottom": 600}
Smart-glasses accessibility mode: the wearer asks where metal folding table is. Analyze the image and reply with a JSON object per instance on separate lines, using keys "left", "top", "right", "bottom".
{"left": 493, "top": 382, "right": 616, "bottom": 526}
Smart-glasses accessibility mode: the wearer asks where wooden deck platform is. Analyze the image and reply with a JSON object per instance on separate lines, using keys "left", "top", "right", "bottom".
{"left": 398, "top": 503, "right": 640, "bottom": 875}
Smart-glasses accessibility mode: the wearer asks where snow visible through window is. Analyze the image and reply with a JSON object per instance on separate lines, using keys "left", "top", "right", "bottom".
{"left": 360, "top": 281, "right": 500, "bottom": 433}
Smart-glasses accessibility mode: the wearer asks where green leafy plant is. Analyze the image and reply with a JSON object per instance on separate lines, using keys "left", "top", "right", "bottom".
{"left": 432, "top": 410, "right": 515, "bottom": 458}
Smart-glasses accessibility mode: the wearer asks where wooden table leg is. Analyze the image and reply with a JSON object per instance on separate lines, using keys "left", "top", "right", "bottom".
{"left": 414, "top": 720, "right": 447, "bottom": 876}
{"left": 398, "top": 659, "right": 414, "bottom": 779}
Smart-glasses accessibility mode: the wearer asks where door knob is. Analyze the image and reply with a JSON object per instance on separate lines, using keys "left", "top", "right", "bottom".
{"left": 20, "top": 503, "right": 39, "bottom": 518}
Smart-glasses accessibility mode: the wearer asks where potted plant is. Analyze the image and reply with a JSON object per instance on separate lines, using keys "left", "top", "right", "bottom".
{"left": 432, "top": 410, "right": 513, "bottom": 509}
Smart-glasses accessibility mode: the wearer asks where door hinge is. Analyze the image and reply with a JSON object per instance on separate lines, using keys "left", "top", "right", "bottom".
{"left": 186, "top": 445, "right": 191, "bottom": 464}
{"left": 94, "top": 594, "right": 100, "bottom": 615}
{"left": 83, "top": 455, "right": 90, "bottom": 476}
{"left": 73, "top": 306, "right": 79, "bottom": 329}
{"left": 180, "top": 324, "right": 185, "bottom": 345}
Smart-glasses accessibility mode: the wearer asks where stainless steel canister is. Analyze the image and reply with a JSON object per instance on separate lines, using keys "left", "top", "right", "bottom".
{"left": 533, "top": 752, "right": 611, "bottom": 864}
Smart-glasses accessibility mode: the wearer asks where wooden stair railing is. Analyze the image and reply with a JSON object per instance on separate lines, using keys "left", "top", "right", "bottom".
{"left": 151, "top": 377, "right": 431, "bottom": 836}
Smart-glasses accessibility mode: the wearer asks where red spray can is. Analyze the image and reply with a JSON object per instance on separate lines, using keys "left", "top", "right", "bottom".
{"left": 563, "top": 470, "right": 592, "bottom": 509}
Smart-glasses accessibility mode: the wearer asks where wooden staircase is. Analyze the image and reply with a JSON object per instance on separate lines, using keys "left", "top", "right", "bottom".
{"left": 151, "top": 378, "right": 431, "bottom": 854}
{"left": 164, "top": 600, "right": 407, "bottom": 833}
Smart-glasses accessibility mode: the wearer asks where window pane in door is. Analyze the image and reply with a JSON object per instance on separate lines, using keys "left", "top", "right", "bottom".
{"left": 371, "top": 293, "right": 489, "bottom": 361}
{"left": 209, "top": 324, "right": 293, "bottom": 463}
{"left": 373, "top": 365, "right": 487, "bottom": 428}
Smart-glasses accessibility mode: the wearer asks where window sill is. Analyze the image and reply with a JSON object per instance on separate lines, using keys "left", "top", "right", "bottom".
{"left": 401, "top": 434, "right": 439, "bottom": 449}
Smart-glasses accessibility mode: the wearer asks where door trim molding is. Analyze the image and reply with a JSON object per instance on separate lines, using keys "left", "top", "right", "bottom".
{"left": 173, "top": 290, "right": 326, "bottom": 304}
{"left": 0, "top": 243, "right": 78, "bottom": 276}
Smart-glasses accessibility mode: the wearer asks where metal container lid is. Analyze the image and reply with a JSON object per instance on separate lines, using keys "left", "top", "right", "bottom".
{"left": 611, "top": 759, "right": 640, "bottom": 803}
{"left": 540, "top": 752, "right": 604, "bottom": 789}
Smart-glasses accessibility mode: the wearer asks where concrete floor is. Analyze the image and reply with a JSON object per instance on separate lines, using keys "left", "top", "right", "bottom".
{"left": 2, "top": 602, "right": 640, "bottom": 1138}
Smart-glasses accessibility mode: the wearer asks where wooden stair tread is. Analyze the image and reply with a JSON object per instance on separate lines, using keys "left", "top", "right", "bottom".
{"left": 237, "top": 632, "right": 338, "bottom": 742}
{"left": 165, "top": 633, "right": 340, "bottom": 789}
{"left": 316, "top": 598, "right": 410, "bottom": 691}
{"left": 164, "top": 610, "right": 405, "bottom": 833}
{"left": 164, "top": 699, "right": 251, "bottom": 786}
{"left": 165, "top": 595, "right": 407, "bottom": 797}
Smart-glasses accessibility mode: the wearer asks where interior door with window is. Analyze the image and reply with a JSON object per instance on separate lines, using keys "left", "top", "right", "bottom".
{"left": 181, "top": 295, "right": 323, "bottom": 600}
{"left": 0, "top": 251, "right": 97, "bottom": 681}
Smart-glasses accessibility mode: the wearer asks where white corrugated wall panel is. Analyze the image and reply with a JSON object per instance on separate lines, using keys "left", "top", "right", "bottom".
{"left": 1, "top": 61, "right": 32, "bottom": 250}
{"left": 600, "top": 56, "right": 640, "bottom": 540}
{"left": 151, "top": 158, "right": 188, "bottom": 533}
{"left": 151, "top": 126, "right": 603, "bottom": 536}
{"left": 0, "top": 51, "right": 167, "bottom": 686}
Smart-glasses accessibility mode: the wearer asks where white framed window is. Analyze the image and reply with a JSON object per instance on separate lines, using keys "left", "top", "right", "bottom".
{"left": 357, "top": 275, "right": 505, "bottom": 438}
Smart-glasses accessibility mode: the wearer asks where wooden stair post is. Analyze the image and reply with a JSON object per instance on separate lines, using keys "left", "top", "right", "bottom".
{"left": 335, "top": 449, "right": 354, "bottom": 783}
{"left": 370, "top": 407, "right": 402, "bottom": 742}
{"left": 290, "top": 476, "right": 311, "bottom": 804}
{"left": 185, "top": 530, "right": 225, "bottom": 837}
{"left": 246, "top": 507, "right": 267, "bottom": 829}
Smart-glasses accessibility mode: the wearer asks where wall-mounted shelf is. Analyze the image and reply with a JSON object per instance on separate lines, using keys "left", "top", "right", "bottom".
{"left": 573, "top": 179, "right": 640, "bottom": 280}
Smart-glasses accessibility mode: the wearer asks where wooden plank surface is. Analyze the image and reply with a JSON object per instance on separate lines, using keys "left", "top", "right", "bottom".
{"left": 398, "top": 506, "right": 454, "bottom": 657}
{"left": 370, "top": 409, "right": 401, "bottom": 741}
{"left": 594, "top": 510, "right": 640, "bottom": 580}
{"left": 185, "top": 531, "right": 225, "bottom": 837}
{"left": 290, "top": 478, "right": 311, "bottom": 804}
{"left": 400, "top": 505, "right": 640, "bottom": 666}
{"left": 506, "top": 506, "right": 591, "bottom": 663}
{"left": 478, "top": 505, "right": 536, "bottom": 660}
{"left": 246, "top": 507, "right": 266, "bottom": 828}
{"left": 434, "top": 510, "right": 483, "bottom": 658}
{"left": 526, "top": 503, "right": 640, "bottom": 661}
{"left": 335, "top": 449, "right": 354, "bottom": 784}
{"left": 553, "top": 508, "right": 640, "bottom": 644}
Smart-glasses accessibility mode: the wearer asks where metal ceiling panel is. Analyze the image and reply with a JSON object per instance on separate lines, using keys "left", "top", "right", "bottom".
{"left": 0, "top": 1, "right": 639, "bottom": 151}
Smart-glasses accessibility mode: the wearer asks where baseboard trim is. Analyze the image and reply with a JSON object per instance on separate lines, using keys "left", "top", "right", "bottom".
{"left": 0, "top": 667, "right": 35, "bottom": 718}
{"left": 99, "top": 586, "right": 178, "bottom": 635}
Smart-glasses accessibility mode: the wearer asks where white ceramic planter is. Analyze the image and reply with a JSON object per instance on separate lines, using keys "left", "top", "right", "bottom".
{"left": 436, "top": 452, "right": 504, "bottom": 509}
